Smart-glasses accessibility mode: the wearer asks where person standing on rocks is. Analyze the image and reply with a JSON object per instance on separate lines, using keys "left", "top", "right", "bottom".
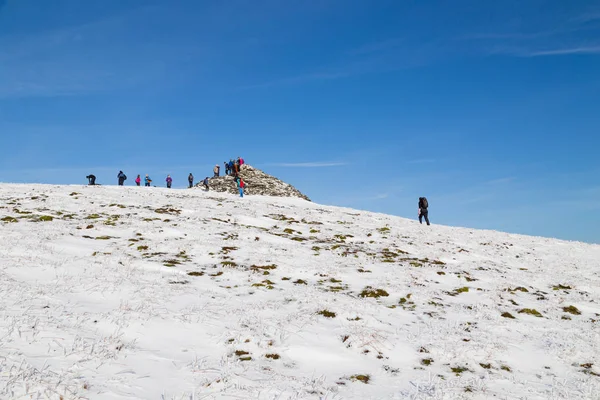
{"left": 202, "top": 177, "right": 209, "bottom": 191}
{"left": 213, "top": 164, "right": 220, "bottom": 177}
{"left": 117, "top": 171, "right": 127, "bottom": 186}
{"left": 235, "top": 176, "right": 245, "bottom": 198}
{"left": 418, "top": 197, "right": 430, "bottom": 225}
{"left": 229, "top": 159, "right": 235, "bottom": 176}
{"left": 188, "top": 173, "right": 194, "bottom": 188}
{"left": 166, "top": 175, "right": 172, "bottom": 188}
{"left": 224, "top": 162, "right": 229, "bottom": 176}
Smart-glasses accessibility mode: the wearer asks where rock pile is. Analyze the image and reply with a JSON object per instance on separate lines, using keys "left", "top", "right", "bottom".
{"left": 196, "top": 165, "right": 311, "bottom": 201}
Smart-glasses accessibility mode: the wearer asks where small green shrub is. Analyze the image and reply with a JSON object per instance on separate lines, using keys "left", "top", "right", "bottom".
{"left": 518, "top": 308, "right": 543, "bottom": 317}
{"left": 421, "top": 358, "right": 434, "bottom": 366}
{"left": 265, "top": 354, "right": 280, "bottom": 360}
{"left": 501, "top": 312, "right": 515, "bottom": 319}
{"left": 317, "top": 310, "right": 336, "bottom": 318}
{"left": 553, "top": 284, "right": 572, "bottom": 290}
{"left": 1, "top": 216, "right": 18, "bottom": 223}
{"left": 563, "top": 305, "right": 581, "bottom": 315}
{"left": 359, "top": 287, "right": 389, "bottom": 298}
{"left": 451, "top": 366, "right": 470, "bottom": 375}
{"left": 221, "top": 261, "right": 238, "bottom": 267}
{"left": 187, "top": 271, "right": 204, "bottom": 276}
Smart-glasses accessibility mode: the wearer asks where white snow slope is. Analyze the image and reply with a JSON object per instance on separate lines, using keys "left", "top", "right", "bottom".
{"left": 0, "top": 184, "right": 599, "bottom": 400}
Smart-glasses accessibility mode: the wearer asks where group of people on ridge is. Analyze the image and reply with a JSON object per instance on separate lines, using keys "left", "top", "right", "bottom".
{"left": 223, "top": 157, "right": 244, "bottom": 177}
{"left": 86, "top": 163, "right": 428, "bottom": 220}
{"left": 85, "top": 156, "right": 247, "bottom": 198}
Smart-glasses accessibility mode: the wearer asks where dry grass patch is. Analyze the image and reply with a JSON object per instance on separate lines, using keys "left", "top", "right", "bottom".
{"left": 349, "top": 374, "right": 370, "bottom": 384}
{"left": 359, "top": 287, "right": 389, "bottom": 298}
{"left": 317, "top": 310, "right": 336, "bottom": 318}
{"left": 518, "top": 308, "right": 543, "bottom": 317}
{"left": 563, "top": 305, "right": 581, "bottom": 315}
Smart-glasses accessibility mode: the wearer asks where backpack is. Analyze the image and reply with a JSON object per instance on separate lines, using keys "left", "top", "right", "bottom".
{"left": 420, "top": 197, "right": 428, "bottom": 209}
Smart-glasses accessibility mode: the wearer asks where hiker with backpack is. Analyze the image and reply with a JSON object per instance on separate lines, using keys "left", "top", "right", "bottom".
{"left": 144, "top": 174, "right": 152, "bottom": 187}
{"left": 188, "top": 173, "right": 194, "bottom": 188}
{"left": 418, "top": 197, "right": 430, "bottom": 225}
{"left": 135, "top": 175, "right": 141, "bottom": 186}
{"left": 117, "top": 171, "right": 127, "bottom": 186}
{"left": 166, "top": 175, "right": 172, "bottom": 188}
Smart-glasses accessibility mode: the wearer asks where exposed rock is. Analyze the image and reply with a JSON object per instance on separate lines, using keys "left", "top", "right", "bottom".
{"left": 195, "top": 165, "right": 311, "bottom": 201}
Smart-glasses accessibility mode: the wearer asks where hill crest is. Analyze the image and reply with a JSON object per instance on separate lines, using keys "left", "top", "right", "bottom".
{"left": 195, "top": 164, "right": 311, "bottom": 201}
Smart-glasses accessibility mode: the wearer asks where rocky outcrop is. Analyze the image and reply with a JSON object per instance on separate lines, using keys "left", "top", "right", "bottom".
{"left": 196, "top": 165, "right": 311, "bottom": 201}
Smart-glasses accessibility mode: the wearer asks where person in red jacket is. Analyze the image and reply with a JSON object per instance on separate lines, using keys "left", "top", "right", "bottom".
{"left": 235, "top": 177, "right": 245, "bottom": 197}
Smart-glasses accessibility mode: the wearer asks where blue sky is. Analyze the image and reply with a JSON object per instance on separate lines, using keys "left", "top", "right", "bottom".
{"left": 0, "top": 0, "right": 599, "bottom": 243}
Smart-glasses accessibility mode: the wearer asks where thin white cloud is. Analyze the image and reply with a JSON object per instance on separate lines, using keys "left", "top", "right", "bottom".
{"left": 268, "top": 162, "right": 347, "bottom": 168}
{"left": 570, "top": 12, "right": 600, "bottom": 23}
{"left": 525, "top": 46, "right": 600, "bottom": 56}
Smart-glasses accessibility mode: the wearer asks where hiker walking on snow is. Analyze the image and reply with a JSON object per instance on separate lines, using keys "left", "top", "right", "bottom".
{"left": 166, "top": 175, "right": 172, "bottom": 188}
{"left": 213, "top": 164, "right": 220, "bottom": 177}
{"left": 418, "top": 197, "right": 430, "bottom": 226}
{"left": 144, "top": 174, "right": 152, "bottom": 187}
{"left": 117, "top": 171, "right": 127, "bottom": 186}
{"left": 135, "top": 175, "right": 141, "bottom": 186}
{"left": 188, "top": 173, "right": 194, "bottom": 188}
{"left": 86, "top": 175, "right": 96, "bottom": 185}
{"left": 202, "top": 177, "right": 209, "bottom": 191}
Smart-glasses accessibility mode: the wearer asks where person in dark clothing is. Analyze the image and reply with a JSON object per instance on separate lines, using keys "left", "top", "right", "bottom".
{"left": 166, "top": 175, "right": 172, "bottom": 188}
{"left": 86, "top": 175, "right": 96, "bottom": 185}
{"left": 188, "top": 173, "right": 194, "bottom": 188}
{"left": 117, "top": 171, "right": 127, "bottom": 186}
{"left": 418, "top": 197, "right": 430, "bottom": 225}
{"left": 202, "top": 177, "right": 209, "bottom": 191}
{"left": 224, "top": 162, "right": 229, "bottom": 176}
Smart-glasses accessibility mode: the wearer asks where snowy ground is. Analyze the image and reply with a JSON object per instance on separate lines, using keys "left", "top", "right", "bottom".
{"left": 0, "top": 184, "right": 599, "bottom": 400}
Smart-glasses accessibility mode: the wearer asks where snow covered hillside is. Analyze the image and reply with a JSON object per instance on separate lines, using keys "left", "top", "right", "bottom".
{"left": 0, "top": 184, "right": 599, "bottom": 400}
